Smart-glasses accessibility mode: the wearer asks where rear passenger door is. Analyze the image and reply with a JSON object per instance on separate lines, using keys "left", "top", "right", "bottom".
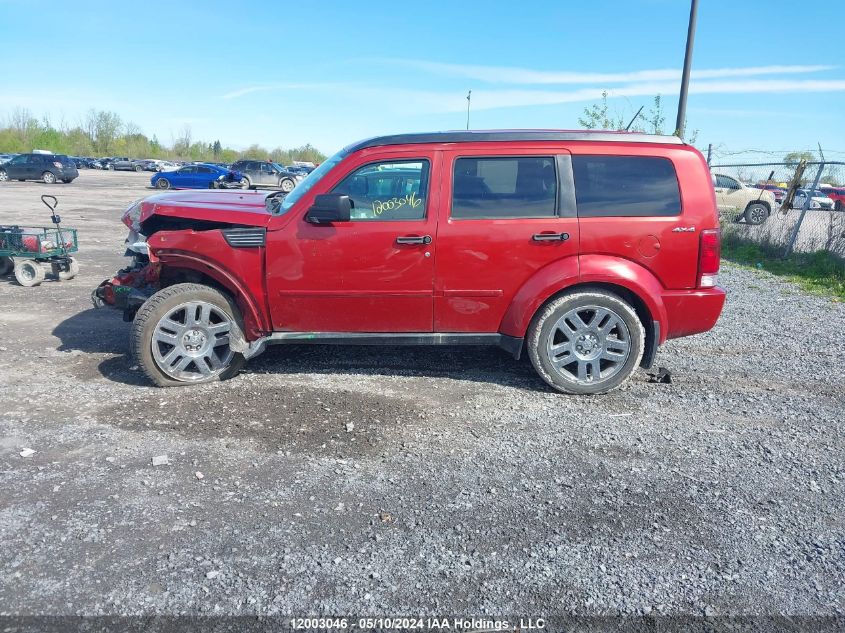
{"left": 434, "top": 149, "right": 579, "bottom": 333}
{"left": 573, "top": 153, "right": 697, "bottom": 289}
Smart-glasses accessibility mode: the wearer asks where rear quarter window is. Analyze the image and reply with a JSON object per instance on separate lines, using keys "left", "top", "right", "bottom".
{"left": 572, "top": 156, "right": 681, "bottom": 217}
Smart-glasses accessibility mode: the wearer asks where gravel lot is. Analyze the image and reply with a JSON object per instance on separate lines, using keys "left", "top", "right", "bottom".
{"left": 1, "top": 171, "right": 844, "bottom": 622}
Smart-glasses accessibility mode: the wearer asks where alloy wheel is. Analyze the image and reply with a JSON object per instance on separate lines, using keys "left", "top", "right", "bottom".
{"left": 545, "top": 305, "right": 632, "bottom": 385}
{"left": 151, "top": 301, "right": 235, "bottom": 382}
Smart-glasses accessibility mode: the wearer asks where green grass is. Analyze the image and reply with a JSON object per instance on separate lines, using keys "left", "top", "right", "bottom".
{"left": 722, "top": 238, "right": 845, "bottom": 300}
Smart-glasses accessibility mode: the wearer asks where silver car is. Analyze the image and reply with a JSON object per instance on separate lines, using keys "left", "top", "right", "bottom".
{"left": 230, "top": 160, "right": 301, "bottom": 192}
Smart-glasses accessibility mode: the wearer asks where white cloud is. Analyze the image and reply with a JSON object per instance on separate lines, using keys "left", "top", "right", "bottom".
{"left": 220, "top": 85, "right": 276, "bottom": 100}
{"left": 378, "top": 59, "right": 837, "bottom": 85}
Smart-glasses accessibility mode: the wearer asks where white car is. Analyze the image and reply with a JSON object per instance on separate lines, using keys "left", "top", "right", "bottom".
{"left": 792, "top": 189, "right": 834, "bottom": 211}
{"left": 156, "top": 161, "right": 179, "bottom": 172}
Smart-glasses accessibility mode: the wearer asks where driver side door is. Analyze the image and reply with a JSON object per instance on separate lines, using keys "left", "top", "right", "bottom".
{"left": 265, "top": 151, "right": 440, "bottom": 333}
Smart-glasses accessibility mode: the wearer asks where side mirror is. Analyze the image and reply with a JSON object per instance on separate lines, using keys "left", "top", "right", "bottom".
{"left": 306, "top": 194, "right": 352, "bottom": 224}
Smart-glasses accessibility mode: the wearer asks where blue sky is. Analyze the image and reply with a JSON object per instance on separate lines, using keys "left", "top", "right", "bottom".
{"left": 2, "top": 0, "right": 843, "bottom": 161}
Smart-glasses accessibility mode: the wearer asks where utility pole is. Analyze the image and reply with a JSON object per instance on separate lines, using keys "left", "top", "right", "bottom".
{"left": 675, "top": 0, "right": 699, "bottom": 139}
{"left": 466, "top": 90, "right": 472, "bottom": 130}
{"left": 706, "top": 143, "right": 712, "bottom": 166}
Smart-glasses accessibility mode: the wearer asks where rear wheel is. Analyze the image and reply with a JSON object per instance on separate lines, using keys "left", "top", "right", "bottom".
{"left": 0, "top": 170, "right": 7, "bottom": 182}
{"left": 51, "top": 256, "right": 79, "bottom": 281}
{"left": 156, "top": 178, "right": 170, "bottom": 189}
{"left": 13, "top": 260, "right": 46, "bottom": 287}
{"left": 42, "top": 171, "right": 56, "bottom": 184}
{"left": 527, "top": 290, "right": 644, "bottom": 395}
{"left": 131, "top": 283, "right": 246, "bottom": 387}
{"left": 135, "top": 165, "right": 143, "bottom": 172}
{"left": 743, "top": 203, "right": 769, "bottom": 225}
{"left": 279, "top": 177, "right": 295, "bottom": 193}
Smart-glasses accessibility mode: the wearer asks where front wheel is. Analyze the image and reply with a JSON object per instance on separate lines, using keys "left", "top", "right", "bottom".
{"left": 13, "top": 259, "right": 46, "bottom": 287}
{"left": 52, "top": 257, "right": 79, "bottom": 280}
{"left": 135, "top": 165, "right": 143, "bottom": 172}
{"left": 42, "top": 171, "right": 56, "bottom": 184}
{"left": 744, "top": 203, "right": 769, "bottom": 225}
{"left": 156, "top": 178, "right": 170, "bottom": 189}
{"left": 527, "top": 290, "right": 645, "bottom": 395}
{"left": 240, "top": 177, "right": 251, "bottom": 189}
{"left": 131, "top": 283, "right": 246, "bottom": 387}
{"left": 0, "top": 256, "right": 13, "bottom": 276}
{"left": 279, "top": 177, "right": 295, "bottom": 193}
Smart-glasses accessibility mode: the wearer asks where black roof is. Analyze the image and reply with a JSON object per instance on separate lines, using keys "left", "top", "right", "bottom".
{"left": 345, "top": 130, "right": 684, "bottom": 153}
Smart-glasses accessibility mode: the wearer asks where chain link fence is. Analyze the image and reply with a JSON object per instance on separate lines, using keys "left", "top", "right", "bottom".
{"left": 709, "top": 161, "right": 845, "bottom": 258}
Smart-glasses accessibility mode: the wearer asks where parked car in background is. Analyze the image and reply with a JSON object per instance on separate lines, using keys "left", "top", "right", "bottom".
{"left": 752, "top": 183, "right": 787, "bottom": 204}
{"left": 99, "top": 158, "right": 116, "bottom": 170}
{"left": 230, "top": 160, "right": 301, "bottom": 192}
{"left": 286, "top": 164, "right": 316, "bottom": 177}
{"left": 792, "top": 189, "right": 835, "bottom": 210}
{"left": 134, "top": 159, "right": 159, "bottom": 172}
{"left": 150, "top": 163, "right": 241, "bottom": 189}
{"left": 0, "top": 153, "right": 79, "bottom": 183}
{"left": 156, "top": 161, "right": 179, "bottom": 172}
{"left": 109, "top": 157, "right": 136, "bottom": 171}
{"left": 95, "top": 129, "right": 725, "bottom": 395}
{"left": 712, "top": 173, "right": 775, "bottom": 224}
{"left": 820, "top": 186, "right": 845, "bottom": 211}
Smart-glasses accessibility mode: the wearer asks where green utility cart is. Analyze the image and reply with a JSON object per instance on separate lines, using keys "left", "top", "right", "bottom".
{"left": 0, "top": 195, "right": 79, "bottom": 287}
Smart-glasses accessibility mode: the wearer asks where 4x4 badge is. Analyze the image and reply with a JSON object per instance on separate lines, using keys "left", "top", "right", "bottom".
{"left": 672, "top": 226, "right": 696, "bottom": 232}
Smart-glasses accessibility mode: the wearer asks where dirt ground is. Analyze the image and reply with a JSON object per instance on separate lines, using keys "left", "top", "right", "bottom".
{"left": 1, "top": 170, "right": 844, "bottom": 623}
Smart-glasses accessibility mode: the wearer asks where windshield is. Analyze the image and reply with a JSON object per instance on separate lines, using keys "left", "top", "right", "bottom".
{"left": 278, "top": 149, "right": 347, "bottom": 214}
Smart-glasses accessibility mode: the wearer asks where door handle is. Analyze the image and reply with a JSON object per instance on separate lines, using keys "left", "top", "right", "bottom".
{"left": 532, "top": 232, "right": 570, "bottom": 242}
{"left": 396, "top": 235, "right": 432, "bottom": 245}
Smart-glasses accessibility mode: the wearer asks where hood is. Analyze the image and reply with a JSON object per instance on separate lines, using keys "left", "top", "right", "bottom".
{"left": 139, "top": 190, "right": 273, "bottom": 228}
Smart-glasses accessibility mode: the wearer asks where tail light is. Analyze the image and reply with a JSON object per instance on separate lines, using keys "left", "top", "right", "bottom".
{"left": 698, "top": 228, "right": 720, "bottom": 288}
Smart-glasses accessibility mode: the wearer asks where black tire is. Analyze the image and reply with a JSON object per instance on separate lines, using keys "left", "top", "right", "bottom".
{"left": 836, "top": 200, "right": 843, "bottom": 212}
{"left": 135, "top": 165, "right": 143, "bottom": 172}
{"left": 0, "top": 256, "right": 12, "bottom": 276}
{"left": 51, "top": 256, "right": 79, "bottom": 280}
{"left": 743, "top": 202, "right": 769, "bottom": 225}
{"left": 527, "top": 290, "right": 645, "bottom": 395}
{"left": 107, "top": 164, "right": 114, "bottom": 170}
{"left": 240, "top": 177, "right": 251, "bottom": 190}
{"left": 0, "top": 169, "right": 7, "bottom": 182}
{"left": 156, "top": 178, "right": 170, "bottom": 189}
{"left": 131, "top": 283, "right": 246, "bottom": 387}
{"left": 42, "top": 171, "right": 56, "bottom": 184}
{"left": 62, "top": 179, "right": 72, "bottom": 184}
{"left": 279, "top": 177, "right": 295, "bottom": 193}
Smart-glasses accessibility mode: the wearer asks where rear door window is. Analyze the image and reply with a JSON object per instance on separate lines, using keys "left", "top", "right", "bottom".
{"left": 451, "top": 156, "right": 557, "bottom": 219}
{"left": 572, "top": 156, "right": 681, "bottom": 217}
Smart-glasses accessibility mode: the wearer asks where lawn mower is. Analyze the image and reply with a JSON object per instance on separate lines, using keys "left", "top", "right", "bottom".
{"left": 0, "top": 195, "right": 79, "bottom": 287}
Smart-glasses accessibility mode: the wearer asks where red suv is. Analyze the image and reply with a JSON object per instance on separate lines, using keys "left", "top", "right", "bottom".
{"left": 94, "top": 130, "right": 725, "bottom": 394}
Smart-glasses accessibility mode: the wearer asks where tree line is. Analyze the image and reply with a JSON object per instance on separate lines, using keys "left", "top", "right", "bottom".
{"left": 0, "top": 108, "right": 327, "bottom": 164}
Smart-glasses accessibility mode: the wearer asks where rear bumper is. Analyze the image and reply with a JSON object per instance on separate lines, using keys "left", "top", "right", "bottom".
{"left": 662, "top": 286, "right": 726, "bottom": 340}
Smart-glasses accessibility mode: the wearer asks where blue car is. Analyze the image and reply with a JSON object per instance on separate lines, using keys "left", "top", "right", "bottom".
{"left": 150, "top": 163, "right": 241, "bottom": 190}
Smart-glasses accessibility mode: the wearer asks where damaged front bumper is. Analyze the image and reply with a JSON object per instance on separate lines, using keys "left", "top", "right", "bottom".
{"left": 92, "top": 261, "right": 159, "bottom": 320}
